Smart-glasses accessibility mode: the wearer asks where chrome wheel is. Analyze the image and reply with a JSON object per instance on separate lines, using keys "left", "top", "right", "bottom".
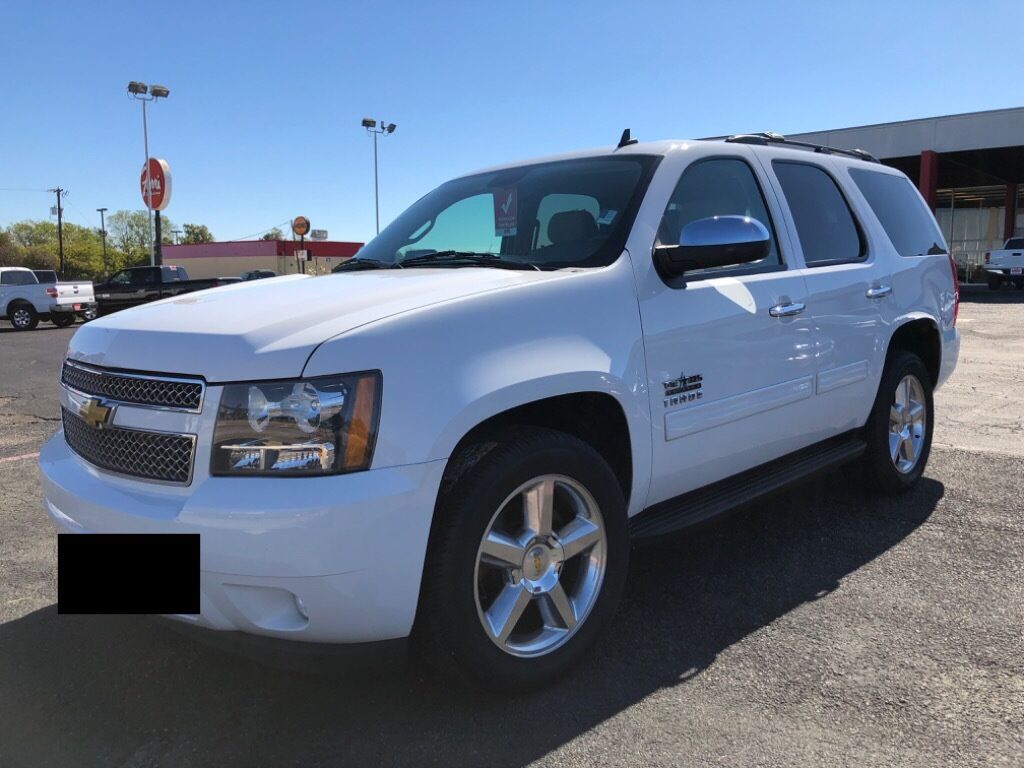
{"left": 11, "top": 308, "right": 32, "bottom": 328}
{"left": 889, "top": 374, "right": 926, "bottom": 474}
{"left": 474, "top": 474, "right": 607, "bottom": 658}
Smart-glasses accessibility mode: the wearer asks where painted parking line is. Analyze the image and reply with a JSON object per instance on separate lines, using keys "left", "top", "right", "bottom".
{"left": 0, "top": 452, "right": 40, "bottom": 464}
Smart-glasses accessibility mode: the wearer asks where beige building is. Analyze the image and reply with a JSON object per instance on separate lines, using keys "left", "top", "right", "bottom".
{"left": 161, "top": 239, "right": 363, "bottom": 280}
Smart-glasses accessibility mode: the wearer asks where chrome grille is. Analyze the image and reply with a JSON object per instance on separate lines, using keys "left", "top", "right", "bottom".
{"left": 62, "top": 407, "right": 196, "bottom": 484}
{"left": 62, "top": 360, "right": 204, "bottom": 411}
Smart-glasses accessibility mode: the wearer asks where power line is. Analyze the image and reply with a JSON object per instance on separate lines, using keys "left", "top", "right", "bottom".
{"left": 227, "top": 220, "right": 292, "bottom": 241}
{"left": 0, "top": 187, "right": 52, "bottom": 193}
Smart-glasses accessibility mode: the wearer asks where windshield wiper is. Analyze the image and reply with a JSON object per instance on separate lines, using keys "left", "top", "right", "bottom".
{"left": 398, "top": 251, "right": 539, "bottom": 270}
{"left": 333, "top": 258, "right": 391, "bottom": 272}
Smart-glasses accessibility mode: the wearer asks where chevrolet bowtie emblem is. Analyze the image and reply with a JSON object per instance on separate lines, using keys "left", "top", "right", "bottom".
{"left": 79, "top": 398, "right": 114, "bottom": 429}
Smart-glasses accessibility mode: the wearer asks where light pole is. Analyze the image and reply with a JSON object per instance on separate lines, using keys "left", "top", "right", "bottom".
{"left": 128, "top": 81, "right": 170, "bottom": 265}
{"left": 361, "top": 118, "right": 396, "bottom": 234}
{"left": 96, "top": 207, "right": 109, "bottom": 277}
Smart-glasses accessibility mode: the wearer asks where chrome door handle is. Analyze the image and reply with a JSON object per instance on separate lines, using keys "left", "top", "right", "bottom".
{"left": 769, "top": 302, "right": 806, "bottom": 318}
{"left": 866, "top": 285, "right": 892, "bottom": 299}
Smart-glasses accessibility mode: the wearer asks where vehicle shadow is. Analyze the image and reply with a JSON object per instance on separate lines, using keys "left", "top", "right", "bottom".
{"left": 0, "top": 323, "right": 77, "bottom": 334}
{"left": 959, "top": 286, "right": 1024, "bottom": 304}
{"left": 0, "top": 471, "right": 944, "bottom": 768}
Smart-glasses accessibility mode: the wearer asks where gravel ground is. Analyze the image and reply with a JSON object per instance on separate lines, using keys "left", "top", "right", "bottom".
{"left": 0, "top": 292, "right": 1021, "bottom": 768}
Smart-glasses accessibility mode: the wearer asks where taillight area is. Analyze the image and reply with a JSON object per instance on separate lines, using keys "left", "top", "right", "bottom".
{"left": 948, "top": 253, "right": 959, "bottom": 326}
{"left": 45, "top": 286, "right": 58, "bottom": 298}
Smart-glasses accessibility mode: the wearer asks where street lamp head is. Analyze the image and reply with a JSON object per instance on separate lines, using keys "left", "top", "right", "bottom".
{"left": 150, "top": 84, "right": 170, "bottom": 98}
{"left": 127, "top": 81, "right": 148, "bottom": 95}
{"left": 385, "top": 123, "right": 396, "bottom": 134}
{"left": 361, "top": 118, "right": 377, "bottom": 129}
{"left": 96, "top": 207, "right": 107, "bottom": 213}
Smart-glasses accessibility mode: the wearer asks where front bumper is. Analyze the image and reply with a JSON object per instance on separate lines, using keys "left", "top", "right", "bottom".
{"left": 40, "top": 432, "right": 446, "bottom": 644}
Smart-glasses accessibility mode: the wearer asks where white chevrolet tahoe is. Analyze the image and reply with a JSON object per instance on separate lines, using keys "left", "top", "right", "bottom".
{"left": 40, "top": 132, "right": 959, "bottom": 690}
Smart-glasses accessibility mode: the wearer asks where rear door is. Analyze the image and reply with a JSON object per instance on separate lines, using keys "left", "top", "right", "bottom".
{"left": 758, "top": 154, "right": 893, "bottom": 434}
{"left": 635, "top": 148, "right": 819, "bottom": 505}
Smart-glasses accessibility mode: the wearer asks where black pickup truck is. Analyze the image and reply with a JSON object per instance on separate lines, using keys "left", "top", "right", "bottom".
{"left": 93, "top": 265, "right": 240, "bottom": 315}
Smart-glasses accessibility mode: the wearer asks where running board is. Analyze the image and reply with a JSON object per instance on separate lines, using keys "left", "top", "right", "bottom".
{"left": 629, "top": 432, "right": 867, "bottom": 539}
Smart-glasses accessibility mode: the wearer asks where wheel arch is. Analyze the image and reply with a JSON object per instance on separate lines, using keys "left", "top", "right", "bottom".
{"left": 887, "top": 314, "right": 941, "bottom": 386}
{"left": 437, "top": 387, "right": 640, "bottom": 511}
{"left": 5, "top": 297, "right": 35, "bottom": 318}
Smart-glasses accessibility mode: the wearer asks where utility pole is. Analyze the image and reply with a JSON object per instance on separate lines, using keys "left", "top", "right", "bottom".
{"left": 97, "top": 207, "right": 109, "bottom": 277}
{"left": 50, "top": 187, "right": 66, "bottom": 278}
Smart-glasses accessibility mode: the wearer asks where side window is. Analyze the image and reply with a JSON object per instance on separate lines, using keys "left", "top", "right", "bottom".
{"left": 397, "top": 193, "right": 502, "bottom": 260}
{"left": 534, "top": 193, "right": 600, "bottom": 248}
{"left": 656, "top": 157, "right": 781, "bottom": 272}
{"left": 130, "top": 270, "right": 157, "bottom": 286}
{"left": 773, "top": 161, "right": 864, "bottom": 266}
{"left": 849, "top": 169, "right": 946, "bottom": 257}
{"left": 2, "top": 270, "right": 37, "bottom": 285}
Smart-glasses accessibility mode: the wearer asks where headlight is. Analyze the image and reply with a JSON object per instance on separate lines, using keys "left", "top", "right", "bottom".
{"left": 211, "top": 371, "right": 381, "bottom": 476}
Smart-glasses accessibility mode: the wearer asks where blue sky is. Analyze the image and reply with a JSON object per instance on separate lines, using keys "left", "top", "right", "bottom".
{"left": 1, "top": 0, "right": 1021, "bottom": 244}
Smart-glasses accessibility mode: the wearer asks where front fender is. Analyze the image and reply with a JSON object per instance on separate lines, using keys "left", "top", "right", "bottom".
{"left": 303, "top": 257, "right": 653, "bottom": 515}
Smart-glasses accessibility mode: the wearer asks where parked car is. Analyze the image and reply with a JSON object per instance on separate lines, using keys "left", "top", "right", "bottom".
{"left": 240, "top": 269, "right": 277, "bottom": 281}
{"left": 92, "top": 265, "right": 239, "bottom": 315}
{"left": 1, "top": 267, "right": 95, "bottom": 330}
{"left": 982, "top": 237, "right": 1024, "bottom": 289}
{"left": 41, "top": 133, "right": 959, "bottom": 691}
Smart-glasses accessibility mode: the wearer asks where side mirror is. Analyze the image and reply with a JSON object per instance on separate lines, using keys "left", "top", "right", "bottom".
{"left": 654, "top": 215, "right": 770, "bottom": 279}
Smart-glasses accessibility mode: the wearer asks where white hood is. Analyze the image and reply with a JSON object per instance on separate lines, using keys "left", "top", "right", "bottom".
{"left": 68, "top": 269, "right": 555, "bottom": 381}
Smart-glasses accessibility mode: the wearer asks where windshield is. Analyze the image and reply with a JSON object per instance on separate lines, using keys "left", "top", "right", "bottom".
{"left": 355, "top": 155, "right": 660, "bottom": 269}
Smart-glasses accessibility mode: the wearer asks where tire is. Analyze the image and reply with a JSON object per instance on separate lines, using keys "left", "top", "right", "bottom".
{"left": 51, "top": 313, "right": 75, "bottom": 328}
{"left": 414, "top": 427, "right": 629, "bottom": 692}
{"left": 861, "top": 351, "right": 934, "bottom": 494}
{"left": 8, "top": 303, "right": 39, "bottom": 331}
{"left": 988, "top": 276, "right": 1002, "bottom": 290}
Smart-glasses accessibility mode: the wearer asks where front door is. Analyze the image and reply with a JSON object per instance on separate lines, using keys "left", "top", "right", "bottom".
{"left": 636, "top": 151, "right": 819, "bottom": 506}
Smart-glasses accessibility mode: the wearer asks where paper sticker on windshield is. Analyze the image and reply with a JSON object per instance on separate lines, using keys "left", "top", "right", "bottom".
{"left": 493, "top": 187, "right": 518, "bottom": 237}
{"left": 597, "top": 209, "right": 618, "bottom": 226}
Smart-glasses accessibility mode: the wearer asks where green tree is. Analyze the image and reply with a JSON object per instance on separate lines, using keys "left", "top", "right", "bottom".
{"left": 3, "top": 219, "right": 131, "bottom": 279}
{"left": 261, "top": 227, "right": 284, "bottom": 241}
{"left": 182, "top": 223, "right": 215, "bottom": 244}
{"left": 106, "top": 210, "right": 150, "bottom": 259}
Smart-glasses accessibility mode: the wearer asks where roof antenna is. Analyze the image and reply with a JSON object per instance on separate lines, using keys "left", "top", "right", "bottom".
{"left": 617, "top": 128, "right": 638, "bottom": 149}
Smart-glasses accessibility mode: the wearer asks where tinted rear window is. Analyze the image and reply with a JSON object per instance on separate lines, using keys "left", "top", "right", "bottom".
{"left": 849, "top": 169, "right": 946, "bottom": 257}
{"left": 1005, "top": 238, "right": 1024, "bottom": 250}
{"left": 773, "top": 161, "right": 863, "bottom": 266}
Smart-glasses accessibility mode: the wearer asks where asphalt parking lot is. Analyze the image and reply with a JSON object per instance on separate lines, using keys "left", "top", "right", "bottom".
{"left": 1, "top": 292, "right": 1021, "bottom": 768}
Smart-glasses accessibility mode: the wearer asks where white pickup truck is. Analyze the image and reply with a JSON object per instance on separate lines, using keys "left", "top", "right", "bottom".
{"left": 40, "top": 132, "right": 959, "bottom": 691}
{"left": 1, "top": 267, "right": 95, "bottom": 330}
{"left": 983, "top": 237, "right": 1024, "bottom": 289}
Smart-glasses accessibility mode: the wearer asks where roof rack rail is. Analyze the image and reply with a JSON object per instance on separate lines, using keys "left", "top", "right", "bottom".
{"left": 724, "top": 132, "right": 880, "bottom": 163}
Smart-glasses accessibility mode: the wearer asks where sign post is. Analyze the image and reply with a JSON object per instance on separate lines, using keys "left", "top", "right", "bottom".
{"left": 292, "top": 216, "right": 310, "bottom": 275}
{"left": 140, "top": 158, "right": 172, "bottom": 266}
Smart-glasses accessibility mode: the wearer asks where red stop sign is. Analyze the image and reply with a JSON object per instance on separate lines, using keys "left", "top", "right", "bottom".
{"left": 140, "top": 158, "right": 172, "bottom": 211}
